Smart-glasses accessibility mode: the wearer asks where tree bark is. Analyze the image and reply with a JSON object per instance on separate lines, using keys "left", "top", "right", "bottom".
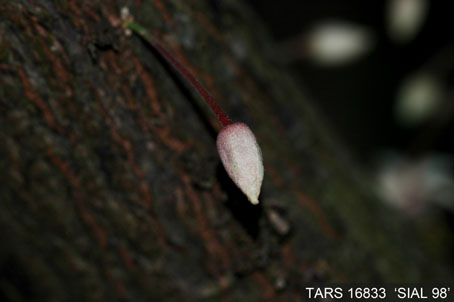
{"left": 0, "top": 0, "right": 451, "bottom": 300}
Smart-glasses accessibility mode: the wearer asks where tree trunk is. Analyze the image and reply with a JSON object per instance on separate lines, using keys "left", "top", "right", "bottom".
{"left": 0, "top": 0, "right": 451, "bottom": 300}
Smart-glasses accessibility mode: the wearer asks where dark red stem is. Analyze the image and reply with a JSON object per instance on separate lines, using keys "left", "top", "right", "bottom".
{"left": 150, "top": 39, "right": 232, "bottom": 127}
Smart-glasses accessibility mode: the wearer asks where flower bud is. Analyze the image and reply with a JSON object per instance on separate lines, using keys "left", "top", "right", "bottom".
{"left": 216, "top": 123, "right": 264, "bottom": 204}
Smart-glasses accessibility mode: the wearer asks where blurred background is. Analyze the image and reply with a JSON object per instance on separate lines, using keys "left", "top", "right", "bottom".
{"left": 247, "top": 0, "right": 453, "bottom": 218}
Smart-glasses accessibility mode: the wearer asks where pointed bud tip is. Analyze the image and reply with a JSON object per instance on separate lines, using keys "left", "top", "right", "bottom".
{"left": 248, "top": 196, "right": 260, "bottom": 205}
{"left": 217, "top": 123, "right": 264, "bottom": 205}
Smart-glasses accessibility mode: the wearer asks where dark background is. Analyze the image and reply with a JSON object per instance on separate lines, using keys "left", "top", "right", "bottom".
{"left": 247, "top": 0, "right": 453, "bottom": 164}
{"left": 1, "top": 1, "right": 453, "bottom": 299}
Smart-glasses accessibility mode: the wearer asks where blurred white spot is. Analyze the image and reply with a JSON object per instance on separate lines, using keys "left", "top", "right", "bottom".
{"left": 387, "top": 0, "right": 428, "bottom": 43}
{"left": 120, "top": 6, "right": 133, "bottom": 36}
{"left": 266, "top": 209, "right": 290, "bottom": 236}
{"left": 307, "top": 21, "right": 374, "bottom": 66}
{"left": 395, "top": 73, "right": 443, "bottom": 126}
{"left": 50, "top": 42, "right": 58, "bottom": 52}
{"left": 230, "top": 38, "right": 248, "bottom": 60}
{"left": 376, "top": 153, "right": 454, "bottom": 216}
{"left": 120, "top": 7, "right": 131, "bottom": 21}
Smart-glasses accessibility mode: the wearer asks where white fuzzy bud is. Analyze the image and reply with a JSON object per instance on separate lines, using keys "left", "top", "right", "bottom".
{"left": 216, "top": 123, "right": 264, "bottom": 205}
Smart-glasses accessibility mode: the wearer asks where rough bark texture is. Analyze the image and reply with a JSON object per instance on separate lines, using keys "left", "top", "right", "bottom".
{"left": 0, "top": 0, "right": 452, "bottom": 300}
